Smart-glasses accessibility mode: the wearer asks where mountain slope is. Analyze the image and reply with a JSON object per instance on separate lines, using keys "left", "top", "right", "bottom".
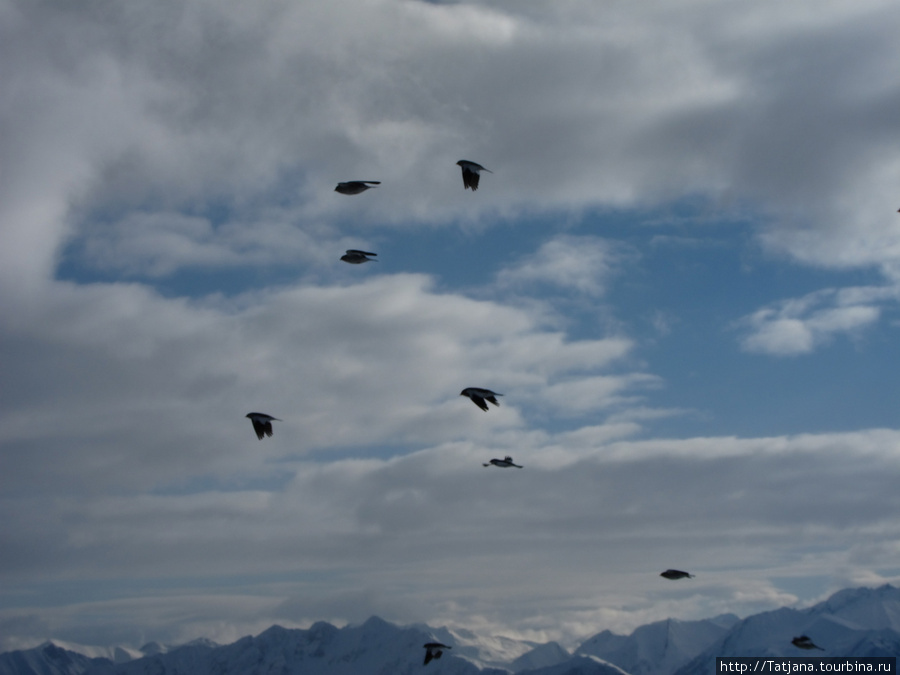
{"left": 3, "top": 586, "right": 900, "bottom": 675}
{"left": 0, "top": 643, "right": 103, "bottom": 675}
{"left": 674, "top": 584, "right": 900, "bottom": 675}
{"left": 518, "top": 654, "right": 632, "bottom": 675}
{"left": 90, "top": 617, "right": 508, "bottom": 675}
{"left": 576, "top": 615, "right": 739, "bottom": 675}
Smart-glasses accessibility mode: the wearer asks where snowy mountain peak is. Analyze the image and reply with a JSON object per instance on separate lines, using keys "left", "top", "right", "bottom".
{"left": 673, "top": 584, "right": 900, "bottom": 674}
{"left": 2, "top": 587, "right": 899, "bottom": 675}
{"left": 818, "top": 584, "right": 900, "bottom": 632}
{"left": 576, "top": 614, "right": 739, "bottom": 675}
{"left": 511, "top": 642, "right": 571, "bottom": 672}
{"left": 137, "top": 642, "right": 165, "bottom": 657}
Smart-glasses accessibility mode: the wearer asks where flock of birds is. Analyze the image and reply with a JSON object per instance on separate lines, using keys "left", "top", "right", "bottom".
{"left": 244, "top": 162, "right": 515, "bottom": 473}
{"left": 244, "top": 159, "right": 825, "bottom": 664}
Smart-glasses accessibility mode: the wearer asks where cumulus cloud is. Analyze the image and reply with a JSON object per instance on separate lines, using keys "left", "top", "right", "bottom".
{"left": 0, "top": 272, "right": 650, "bottom": 495}
{"left": 736, "top": 286, "right": 896, "bottom": 355}
{"left": 3, "top": 0, "right": 899, "bottom": 285}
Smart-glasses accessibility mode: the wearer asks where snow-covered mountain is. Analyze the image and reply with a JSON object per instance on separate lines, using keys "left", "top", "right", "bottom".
{"left": 576, "top": 614, "right": 739, "bottom": 675}
{"left": 428, "top": 623, "right": 569, "bottom": 671}
{"left": 0, "top": 643, "right": 97, "bottom": 675}
{"left": 674, "top": 584, "right": 900, "bottom": 675}
{"left": 2, "top": 586, "right": 899, "bottom": 675}
{"left": 30, "top": 641, "right": 143, "bottom": 665}
{"left": 518, "top": 655, "right": 633, "bottom": 675}
{"left": 102, "top": 618, "right": 510, "bottom": 675}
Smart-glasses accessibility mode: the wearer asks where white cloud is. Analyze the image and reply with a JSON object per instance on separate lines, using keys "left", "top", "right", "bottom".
{"left": 5, "top": 0, "right": 900, "bottom": 655}
{"left": 0, "top": 272, "right": 647, "bottom": 498}
{"left": 736, "top": 287, "right": 890, "bottom": 356}
{"left": 541, "top": 373, "right": 661, "bottom": 416}
{"left": 4, "top": 426, "right": 900, "bottom": 648}
{"left": 496, "top": 236, "right": 636, "bottom": 297}
{"left": 1, "top": 0, "right": 897, "bottom": 284}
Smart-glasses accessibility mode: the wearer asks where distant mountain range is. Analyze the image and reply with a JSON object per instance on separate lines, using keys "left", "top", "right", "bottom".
{"left": 2, "top": 585, "right": 899, "bottom": 675}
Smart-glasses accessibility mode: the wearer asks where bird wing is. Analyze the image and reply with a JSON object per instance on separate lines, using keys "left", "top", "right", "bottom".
{"left": 462, "top": 167, "right": 480, "bottom": 191}
{"left": 469, "top": 394, "right": 489, "bottom": 411}
{"left": 251, "top": 419, "right": 266, "bottom": 440}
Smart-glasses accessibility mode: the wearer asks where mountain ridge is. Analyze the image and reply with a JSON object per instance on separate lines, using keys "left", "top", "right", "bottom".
{"left": 2, "top": 585, "right": 899, "bottom": 675}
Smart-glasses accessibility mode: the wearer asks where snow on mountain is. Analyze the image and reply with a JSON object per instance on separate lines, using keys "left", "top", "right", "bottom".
{"left": 3, "top": 587, "right": 900, "bottom": 675}
{"left": 575, "top": 615, "right": 739, "bottom": 675}
{"left": 674, "top": 584, "right": 900, "bottom": 675}
{"left": 0, "top": 642, "right": 100, "bottom": 675}
{"left": 818, "top": 585, "right": 900, "bottom": 632}
{"left": 135, "top": 643, "right": 165, "bottom": 657}
{"left": 40, "top": 641, "right": 142, "bottom": 665}
{"left": 518, "top": 654, "right": 632, "bottom": 675}
{"left": 434, "top": 624, "right": 569, "bottom": 671}
{"left": 511, "top": 642, "right": 572, "bottom": 672}
{"left": 94, "top": 617, "right": 508, "bottom": 675}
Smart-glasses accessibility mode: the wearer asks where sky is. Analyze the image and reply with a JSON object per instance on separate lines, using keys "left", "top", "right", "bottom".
{"left": 2, "top": 0, "right": 900, "bottom": 654}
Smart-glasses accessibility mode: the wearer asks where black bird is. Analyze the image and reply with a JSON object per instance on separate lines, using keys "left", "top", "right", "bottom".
{"left": 423, "top": 642, "right": 451, "bottom": 665}
{"left": 792, "top": 636, "right": 824, "bottom": 651}
{"left": 456, "top": 160, "right": 492, "bottom": 191}
{"left": 341, "top": 249, "right": 378, "bottom": 264}
{"left": 335, "top": 181, "right": 380, "bottom": 195}
{"left": 483, "top": 456, "right": 523, "bottom": 468}
{"left": 246, "top": 413, "right": 280, "bottom": 440}
{"left": 460, "top": 387, "right": 502, "bottom": 412}
{"left": 660, "top": 569, "right": 694, "bottom": 580}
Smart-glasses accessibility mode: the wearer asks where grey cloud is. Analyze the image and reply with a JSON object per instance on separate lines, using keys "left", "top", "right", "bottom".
{"left": 4, "top": 429, "right": 899, "bottom": 646}
{"left": 0, "top": 269, "right": 648, "bottom": 503}
{"left": 3, "top": 0, "right": 900, "bottom": 283}
{"left": 5, "top": 0, "right": 900, "bottom": 655}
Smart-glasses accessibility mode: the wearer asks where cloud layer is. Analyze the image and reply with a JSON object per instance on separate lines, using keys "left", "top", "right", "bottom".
{"left": 2, "top": 0, "right": 900, "bottom": 655}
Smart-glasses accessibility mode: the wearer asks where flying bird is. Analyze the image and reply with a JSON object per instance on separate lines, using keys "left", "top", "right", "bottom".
{"left": 334, "top": 181, "right": 380, "bottom": 195}
{"left": 792, "top": 636, "right": 824, "bottom": 651}
{"left": 483, "top": 456, "right": 523, "bottom": 468}
{"left": 246, "top": 412, "right": 280, "bottom": 440}
{"left": 456, "top": 160, "right": 492, "bottom": 191}
{"left": 660, "top": 569, "right": 694, "bottom": 580}
{"left": 423, "top": 642, "right": 451, "bottom": 665}
{"left": 341, "top": 249, "right": 378, "bottom": 264}
{"left": 460, "top": 387, "right": 502, "bottom": 412}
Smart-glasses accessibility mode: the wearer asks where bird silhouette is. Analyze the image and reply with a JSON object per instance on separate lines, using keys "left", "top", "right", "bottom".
{"left": 246, "top": 413, "right": 280, "bottom": 440}
{"left": 423, "top": 642, "right": 451, "bottom": 665}
{"left": 660, "top": 569, "right": 694, "bottom": 580}
{"left": 483, "top": 456, "right": 523, "bottom": 468}
{"left": 340, "top": 249, "right": 378, "bottom": 264}
{"left": 334, "top": 181, "right": 380, "bottom": 195}
{"left": 456, "top": 160, "right": 492, "bottom": 191}
{"left": 792, "top": 636, "right": 824, "bottom": 651}
{"left": 460, "top": 387, "right": 502, "bottom": 411}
